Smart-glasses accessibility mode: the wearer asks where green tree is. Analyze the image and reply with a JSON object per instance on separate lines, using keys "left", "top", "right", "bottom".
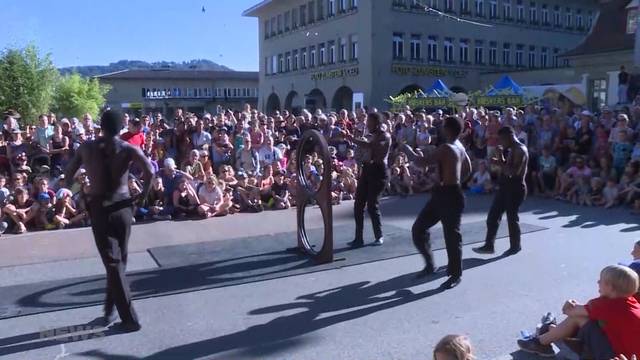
{"left": 53, "top": 73, "right": 110, "bottom": 119}
{"left": 0, "top": 45, "right": 59, "bottom": 126}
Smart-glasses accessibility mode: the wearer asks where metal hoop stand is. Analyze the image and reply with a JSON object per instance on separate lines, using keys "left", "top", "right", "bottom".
{"left": 295, "top": 130, "right": 334, "bottom": 264}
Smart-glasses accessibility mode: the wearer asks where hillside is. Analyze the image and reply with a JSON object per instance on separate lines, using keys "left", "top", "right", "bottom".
{"left": 59, "top": 59, "right": 233, "bottom": 77}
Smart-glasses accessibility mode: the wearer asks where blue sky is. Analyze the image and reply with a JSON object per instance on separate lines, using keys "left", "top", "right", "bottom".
{"left": 0, "top": 0, "right": 260, "bottom": 71}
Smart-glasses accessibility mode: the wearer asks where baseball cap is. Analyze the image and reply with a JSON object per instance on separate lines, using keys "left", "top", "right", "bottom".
{"left": 581, "top": 110, "right": 594, "bottom": 117}
{"left": 37, "top": 192, "right": 51, "bottom": 202}
{"left": 56, "top": 188, "right": 72, "bottom": 200}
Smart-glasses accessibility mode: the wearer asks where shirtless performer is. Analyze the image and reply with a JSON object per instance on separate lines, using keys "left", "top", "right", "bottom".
{"left": 65, "top": 110, "right": 153, "bottom": 332}
{"left": 346, "top": 112, "right": 392, "bottom": 248}
{"left": 473, "top": 126, "right": 529, "bottom": 256}
{"left": 400, "top": 116, "right": 471, "bottom": 289}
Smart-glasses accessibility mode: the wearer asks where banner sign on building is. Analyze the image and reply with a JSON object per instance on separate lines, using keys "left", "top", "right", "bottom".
{"left": 473, "top": 95, "right": 525, "bottom": 107}
{"left": 391, "top": 64, "right": 468, "bottom": 79}
{"left": 311, "top": 67, "right": 359, "bottom": 81}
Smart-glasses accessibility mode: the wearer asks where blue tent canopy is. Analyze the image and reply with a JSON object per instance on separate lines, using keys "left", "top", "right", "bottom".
{"left": 423, "top": 79, "right": 451, "bottom": 97}
{"left": 488, "top": 75, "right": 524, "bottom": 95}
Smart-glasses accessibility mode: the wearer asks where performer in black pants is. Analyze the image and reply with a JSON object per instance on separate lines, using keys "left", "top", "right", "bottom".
{"left": 473, "top": 126, "right": 529, "bottom": 256}
{"left": 400, "top": 116, "right": 471, "bottom": 289}
{"left": 347, "top": 112, "right": 391, "bottom": 247}
{"left": 66, "top": 110, "right": 153, "bottom": 332}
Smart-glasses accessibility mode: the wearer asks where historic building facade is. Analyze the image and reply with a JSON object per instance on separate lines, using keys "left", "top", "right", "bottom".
{"left": 244, "top": 0, "right": 597, "bottom": 113}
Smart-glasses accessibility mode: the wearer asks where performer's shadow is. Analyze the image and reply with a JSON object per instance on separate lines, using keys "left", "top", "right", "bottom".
{"left": 63, "top": 256, "right": 507, "bottom": 360}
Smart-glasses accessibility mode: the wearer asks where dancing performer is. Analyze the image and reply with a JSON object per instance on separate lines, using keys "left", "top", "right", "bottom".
{"left": 66, "top": 110, "right": 153, "bottom": 332}
{"left": 473, "top": 126, "right": 529, "bottom": 256}
{"left": 347, "top": 112, "right": 391, "bottom": 247}
{"left": 401, "top": 116, "right": 471, "bottom": 289}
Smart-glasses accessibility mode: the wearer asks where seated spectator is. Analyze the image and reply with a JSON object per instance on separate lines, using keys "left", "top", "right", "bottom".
{"left": 161, "top": 157, "right": 193, "bottom": 214}
{"left": 183, "top": 149, "right": 206, "bottom": 186}
{"left": 270, "top": 171, "right": 290, "bottom": 209}
{"left": 433, "top": 335, "right": 475, "bottom": 360}
{"left": 259, "top": 164, "right": 275, "bottom": 202}
{"left": 534, "top": 146, "right": 557, "bottom": 196}
{"left": 468, "top": 161, "right": 493, "bottom": 194}
{"left": 258, "top": 136, "right": 282, "bottom": 168}
{"left": 211, "top": 128, "right": 234, "bottom": 171}
{"left": 517, "top": 265, "right": 640, "bottom": 358}
{"left": 236, "top": 172, "right": 263, "bottom": 213}
{"left": 588, "top": 177, "right": 604, "bottom": 207}
{"left": 146, "top": 177, "right": 171, "bottom": 220}
{"left": 34, "top": 192, "right": 55, "bottom": 230}
{"left": 197, "top": 175, "right": 224, "bottom": 218}
{"left": 629, "top": 240, "right": 640, "bottom": 280}
{"left": 556, "top": 156, "right": 591, "bottom": 200}
{"left": 52, "top": 188, "right": 85, "bottom": 229}
{"left": 339, "top": 168, "right": 357, "bottom": 200}
{"left": 567, "top": 174, "right": 591, "bottom": 206}
{"left": 172, "top": 177, "right": 199, "bottom": 219}
{"left": 389, "top": 153, "right": 412, "bottom": 196}
{"left": 235, "top": 135, "right": 260, "bottom": 176}
{"left": 218, "top": 165, "right": 238, "bottom": 188}
{"left": 4, "top": 187, "right": 35, "bottom": 233}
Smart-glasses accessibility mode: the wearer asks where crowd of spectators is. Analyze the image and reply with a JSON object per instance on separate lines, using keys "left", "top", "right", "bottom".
{"left": 2, "top": 95, "right": 640, "bottom": 235}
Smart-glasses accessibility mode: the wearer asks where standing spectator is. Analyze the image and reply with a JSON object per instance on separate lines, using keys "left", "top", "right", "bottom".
{"left": 120, "top": 118, "right": 145, "bottom": 149}
{"left": 575, "top": 112, "right": 594, "bottom": 156}
{"left": 612, "top": 130, "right": 633, "bottom": 178}
{"left": 211, "top": 128, "right": 234, "bottom": 172}
{"left": 34, "top": 114, "right": 54, "bottom": 151}
{"left": 191, "top": 119, "right": 211, "bottom": 150}
{"left": 485, "top": 112, "right": 500, "bottom": 159}
{"left": 48, "top": 123, "right": 70, "bottom": 173}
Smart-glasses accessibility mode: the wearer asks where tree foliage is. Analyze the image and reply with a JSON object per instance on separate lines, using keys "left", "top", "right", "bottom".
{"left": 53, "top": 73, "right": 110, "bottom": 119}
{"left": 0, "top": 45, "right": 58, "bottom": 125}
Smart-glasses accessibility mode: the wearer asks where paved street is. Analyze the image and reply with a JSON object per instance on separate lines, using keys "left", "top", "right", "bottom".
{"left": 0, "top": 194, "right": 638, "bottom": 359}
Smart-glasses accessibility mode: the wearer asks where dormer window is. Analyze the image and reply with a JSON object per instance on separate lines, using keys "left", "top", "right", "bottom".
{"left": 627, "top": 1, "right": 639, "bottom": 34}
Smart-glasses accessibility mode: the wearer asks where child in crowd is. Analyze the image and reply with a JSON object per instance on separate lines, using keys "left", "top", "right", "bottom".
{"left": 390, "top": 153, "right": 412, "bottom": 196}
{"left": 172, "top": 178, "right": 199, "bottom": 218}
{"left": 146, "top": 177, "right": 171, "bottom": 221}
{"left": 433, "top": 335, "right": 475, "bottom": 360}
{"left": 270, "top": 171, "right": 290, "bottom": 209}
{"left": 468, "top": 161, "right": 492, "bottom": 194}
{"left": 518, "top": 265, "right": 640, "bottom": 358}
{"left": 342, "top": 149, "right": 358, "bottom": 175}
{"left": 597, "top": 177, "right": 620, "bottom": 208}
{"left": 587, "top": 177, "right": 604, "bottom": 207}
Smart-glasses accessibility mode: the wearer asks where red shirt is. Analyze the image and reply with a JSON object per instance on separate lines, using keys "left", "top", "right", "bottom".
{"left": 586, "top": 296, "right": 640, "bottom": 357}
{"left": 121, "top": 131, "right": 145, "bottom": 148}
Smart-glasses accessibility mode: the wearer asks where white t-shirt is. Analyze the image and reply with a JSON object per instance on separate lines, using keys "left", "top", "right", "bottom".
{"left": 473, "top": 171, "right": 491, "bottom": 185}
{"left": 198, "top": 185, "right": 222, "bottom": 206}
{"left": 258, "top": 146, "right": 282, "bottom": 166}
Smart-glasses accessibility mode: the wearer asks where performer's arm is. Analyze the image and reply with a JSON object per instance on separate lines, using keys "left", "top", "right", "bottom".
{"left": 64, "top": 145, "right": 84, "bottom": 188}
{"left": 399, "top": 144, "right": 437, "bottom": 167}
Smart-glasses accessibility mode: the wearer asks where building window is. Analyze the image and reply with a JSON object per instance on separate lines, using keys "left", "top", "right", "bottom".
{"left": 489, "top": 41, "right": 497, "bottom": 65}
{"left": 293, "top": 50, "right": 299, "bottom": 70}
{"left": 352, "top": 0, "right": 358, "bottom": 9}
{"left": 461, "top": 0, "right": 470, "bottom": 13}
{"left": 592, "top": 79, "right": 607, "bottom": 110}
{"left": 628, "top": 8, "right": 638, "bottom": 34}
{"left": 272, "top": 55, "right": 277, "bottom": 73}
{"left": 529, "top": 2, "right": 537, "bottom": 24}
{"left": 278, "top": 54, "right": 284, "bottom": 72}
{"left": 502, "top": 43, "right": 511, "bottom": 66}
{"left": 270, "top": 17, "right": 276, "bottom": 36}
{"left": 516, "top": 0, "right": 524, "bottom": 22}
{"left": 319, "top": 43, "right": 326, "bottom": 65}
{"left": 292, "top": 8, "right": 298, "bottom": 28}
{"left": 553, "top": 48, "right": 559, "bottom": 67}
{"left": 284, "top": 11, "right": 291, "bottom": 31}
{"left": 328, "top": 0, "right": 336, "bottom": 16}
{"left": 503, "top": 0, "right": 512, "bottom": 20}
{"left": 445, "top": 0, "right": 454, "bottom": 12}
{"left": 528, "top": 46, "right": 536, "bottom": 68}
{"left": 565, "top": 8, "right": 572, "bottom": 28}
{"left": 553, "top": 5, "right": 561, "bottom": 27}
{"left": 264, "top": 21, "right": 270, "bottom": 39}
{"left": 317, "top": 0, "right": 324, "bottom": 19}
{"left": 265, "top": 56, "right": 270, "bottom": 74}
{"left": 587, "top": 11, "right": 593, "bottom": 30}
{"left": 410, "top": 34, "right": 422, "bottom": 60}
{"left": 329, "top": 41, "right": 336, "bottom": 63}
{"left": 350, "top": 35, "right": 359, "bottom": 60}
{"left": 490, "top": 0, "right": 498, "bottom": 18}
{"left": 339, "top": 38, "right": 347, "bottom": 62}
{"left": 516, "top": 44, "right": 524, "bottom": 67}
{"left": 339, "top": 0, "right": 347, "bottom": 12}
{"left": 285, "top": 52, "right": 291, "bottom": 71}
{"left": 393, "top": 33, "right": 404, "bottom": 59}
{"left": 444, "top": 38, "right": 454, "bottom": 63}
{"left": 475, "top": 0, "right": 484, "bottom": 17}
{"left": 301, "top": 48, "right": 308, "bottom": 68}
{"left": 541, "top": 4, "right": 549, "bottom": 25}
{"left": 277, "top": 14, "right": 283, "bottom": 33}
{"left": 474, "top": 40, "right": 484, "bottom": 64}
{"left": 428, "top": 36, "right": 438, "bottom": 61}
{"left": 540, "top": 47, "right": 548, "bottom": 68}
{"left": 576, "top": 10, "right": 583, "bottom": 30}
{"left": 459, "top": 39, "right": 469, "bottom": 63}
{"left": 310, "top": 46, "right": 316, "bottom": 67}
{"left": 300, "top": 5, "right": 307, "bottom": 26}
{"left": 308, "top": 1, "right": 315, "bottom": 23}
